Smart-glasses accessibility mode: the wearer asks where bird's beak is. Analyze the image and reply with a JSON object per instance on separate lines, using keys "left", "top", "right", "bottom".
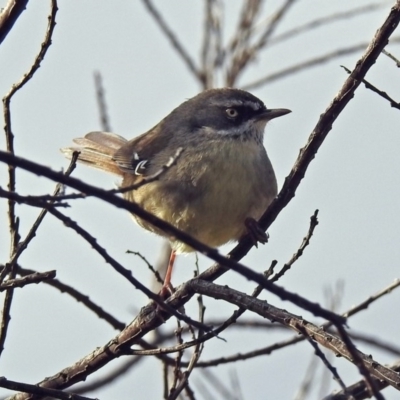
{"left": 255, "top": 108, "right": 291, "bottom": 122}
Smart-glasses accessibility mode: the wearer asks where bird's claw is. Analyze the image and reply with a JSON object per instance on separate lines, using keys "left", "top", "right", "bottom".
{"left": 244, "top": 217, "right": 269, "bottom": 247}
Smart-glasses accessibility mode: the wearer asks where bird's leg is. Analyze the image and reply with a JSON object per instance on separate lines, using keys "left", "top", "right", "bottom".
{"left": 159, "top": 249, "right": 176, "bottom": 299}
{"left": 244, "top": 217, "right": 269, "bottom": 247}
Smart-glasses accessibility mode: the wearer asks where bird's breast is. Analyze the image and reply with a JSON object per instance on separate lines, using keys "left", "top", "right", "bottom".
{"left": 125, "top": 138, "right": 277, "bottom": 252}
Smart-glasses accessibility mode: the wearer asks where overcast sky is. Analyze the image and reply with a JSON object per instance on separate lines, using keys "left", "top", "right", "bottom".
{"left": 0, "top": 1, "right": 400, "bottom": 399}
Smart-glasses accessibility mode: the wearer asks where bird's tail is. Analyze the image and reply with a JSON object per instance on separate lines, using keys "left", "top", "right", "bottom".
{"left": 61, "top": 131, "right": 127, "bottom": 176}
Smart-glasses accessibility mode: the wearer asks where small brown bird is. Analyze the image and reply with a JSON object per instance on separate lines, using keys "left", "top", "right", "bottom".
{"left": 62, "top": 88, "right": 290, "bottom": 293}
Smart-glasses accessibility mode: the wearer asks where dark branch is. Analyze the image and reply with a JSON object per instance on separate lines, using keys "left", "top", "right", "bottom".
{"left": 342, "top": 64, "right": 400, "bottom": 109}
{"left": 0, "top": 270, "right": 55, "bottom": 291}
{"left": 17, "top": 266, "right": 126, "bottom": 331}
{"left": 0, "top": 0, "right": 29, "bottom": 45}
{"left": 93, "top": 71, "right": 111, "bottom": 131}
{"left": 0, "top": 376, "right": 95, "bottom": 400}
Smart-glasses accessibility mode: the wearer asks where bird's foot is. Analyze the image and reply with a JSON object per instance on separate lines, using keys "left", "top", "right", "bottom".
{"left": 158, "top": 282, "right": 175, "bottom": 300}
{"left": 244, "top": 217, "right": 269, "bottom": 247}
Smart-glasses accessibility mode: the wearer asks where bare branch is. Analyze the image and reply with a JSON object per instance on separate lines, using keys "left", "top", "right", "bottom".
{"left": 73, "top": 358, "right": 144, "bottom": 395}
{"left": 141, "top": 0, "right": 202, "bottom": 84}
{"left": 93, "top": 71, "right": 111, "bottom": 131}
{"left": 4, "top": 3, "right": 400, "bottom": 397}
{"left": 0, "top": 187, "right": 70, "bottom": 208}
{"left": 269, "top": 2, "right": 388, "bottom": 47}
{"left": 243, "top": 40, "right": 400, "bottom": 90}
{"left": 190, "top": 280, "right": 399, "bottom": 394}
{"left": 195, "top": 278, "right": 400, "bottom": 368}
{"left": 126, "top": 250, "right": 164, "bottom": 285}
{"left": 226, "top": 0, "right": 297, "bottom": 86}
{"left": 113, "top": 147, "right": 184, "bottom": 194}
{"left": 230, "top": 4, "right": 400, "bottom": 281}
{"left": 167, "top": 293, "right": 206, "bottom": 400}
{"left": 342, "top": 64, "right": 400, "bottom": 109}
{"left": 0, "top": 270, "right": 55, "bottom": 291}
{"left": 0, "top": 153, "right": 78, "bottom": 283}
{"left": 228, "top": 0, "right": 262, "bottom": 57}
{"left": 17, "top": 266, "right": 125, "bottom": 331}
{"left": 0, "top": 0, "right": 58, "bottom": 359}
{"left": 271, "top": 210, "right": 319, "bottom": 282}
{"left": 323, "top": 360, "right": 400, "bottom": 400}
{"left": 342, "top": 278, "right": 400, "bottom": 318}
{"left": 298, "top": 325, "right": 349, "bottom": 395}
{"left": 0, "top": 150, "right": 345, "bottom": 326}
{"left": 383, "top": 48, "right": 400, "bottom": 66}
{"left": 349, "top": 331, "right": 400, "bottom": 357}
{"left": 0, "top": 0, "right": 29, "bottom": 45}
{"left": 253, "top": 0, "right": 297, "bottom": 50}
{"left": 226, "top": 0, "right": 263, "bottom": 86}
{"left": 200, "top": 0, "right": 224, "bottom": 89}
{"left": 0, "top": 376, "right": 95, "bottom": 400}
{"left": 45, "top": 207, "right": 211, "bottom": 332}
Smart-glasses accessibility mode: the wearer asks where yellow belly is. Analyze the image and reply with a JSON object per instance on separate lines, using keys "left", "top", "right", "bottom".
{"left": 125, "top": 138, "right": 277, "bottom": 253}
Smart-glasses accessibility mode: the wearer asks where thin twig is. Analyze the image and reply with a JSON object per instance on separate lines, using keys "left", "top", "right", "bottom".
{"left": 383, "top": 48, "right": 400, "bottom": 66}
{"left": 0, "top": 150, "right": 345, "bottom": 326}
{"left": 192, "top": 279, "right": 400, "bottom": 368}
{"left": 0, "top": 0, "right": 58, "bottom": 358}
{"left": 323, "top": 359, "right": 400, "bottom": 400}
{"left": 199, "top": 368, "right": 236, "bottom": 400}
{"left": 190, "top": 280, "right": 399, "bottom": 394}
{"left": 201, "top": 0, "right": 224, "bottom": 89}
{"left": 141, "top": 0, "right": 202, "bottom": 83}
{"left": 168, "top": 291, "right": 206, "bottom": 400}
{"left": 0, "top": 270, "right": 55, "bottom": 291}
{"left": 0, "top": 187, "right": 70, "bottom": 208}
{"left": 0, "top": 153, "right": 78, "bottom": 283}
{"left": 0, "top": 376, "right": 95, "bottom": 400}
{"left": 1, "top": 146, "right": 182, "bottom": 210}
{"left": 4, "top": 3, "right": 400, "bottom": 396}
{"left": 17, "top": 266, "right": 126, "bottom": 331}
{"left": 226, "top": 0, "right": 262, "bottom": 86}
{"left": 349, "top": 331, "right": 400, "bottom": 356}
{"left": 268, "top": 2, "right": 387, "bottom": 47}
{"left": 342, "top": 64, "right": 400, "bottom": 109}
{"left": 151, "top": 278, "right": 400, "bottom": 368}
{"left": 253, "top": 0, "right": 296, "bottom": 50}
{"left": 126, "top": 250, "right": 164, "bottom": 285}
{"left": 169, "top": 321, "right": 184, "bottom": 398}
{"left": 271, "top": 210, "right": 319, "bottom": 282}
{"left": 297, "top": 325, "right": 349, "bottom": 394}
{"left": 73, "top": 357, "right": 143, "bottom": 395}
{"left": 93, "top": 71, "right": 111, "bottom": 131}
{"left": 46, "top": 207, "right": 211, "bottom": 332}
{"left": 111, "top": 147, "right": 184, "bottom": 194}
{"left": 226, "top": 0, "right": 297, "bottom": 86}
{"left": 243, "top": 39, "right": 400, "bottom": 90}
{"left": 342, "top": 278, "right": 400, "bottom": 319}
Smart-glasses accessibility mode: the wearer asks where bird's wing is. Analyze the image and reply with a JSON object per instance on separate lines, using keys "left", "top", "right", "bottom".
{"left": 113, "top": 122, "right": 172, "bottom": 176}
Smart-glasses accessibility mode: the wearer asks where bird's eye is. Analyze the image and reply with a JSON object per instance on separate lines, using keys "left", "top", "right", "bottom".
{"left": 225, "top": 108, "right": 239, "bottom": 118}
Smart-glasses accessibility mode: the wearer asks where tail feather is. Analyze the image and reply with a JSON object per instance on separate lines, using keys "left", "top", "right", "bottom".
{"left": 84, "top": 131, "right": 127, "bottom": 150}
{"left": 61, "top": 131, "right": 128, "bottom": 176}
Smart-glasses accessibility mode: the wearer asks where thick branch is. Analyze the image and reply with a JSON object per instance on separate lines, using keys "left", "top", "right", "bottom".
{"left": 189, "top": 280, "right": 400, "bottom": 392}
{"left": 0, "top": 0, "right": 29, "bottom": 45}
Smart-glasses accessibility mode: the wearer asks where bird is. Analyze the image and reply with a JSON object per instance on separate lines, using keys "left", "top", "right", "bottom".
{"left": 62, "top": 88, "right": 291, "bottom": 295}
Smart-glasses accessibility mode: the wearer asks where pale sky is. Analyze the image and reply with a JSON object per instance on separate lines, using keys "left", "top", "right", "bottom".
{"left": 0, "top": 1, "right": 400, "bottom": 399}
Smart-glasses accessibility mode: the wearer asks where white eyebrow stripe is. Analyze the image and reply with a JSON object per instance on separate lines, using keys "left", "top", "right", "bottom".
{"left": 212, "top": 99, "right": 263, "bottom": 110}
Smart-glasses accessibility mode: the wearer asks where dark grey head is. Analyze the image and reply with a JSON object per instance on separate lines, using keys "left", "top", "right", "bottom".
{"left": 164, "top": 88, "right": 291, "bottom": 142}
